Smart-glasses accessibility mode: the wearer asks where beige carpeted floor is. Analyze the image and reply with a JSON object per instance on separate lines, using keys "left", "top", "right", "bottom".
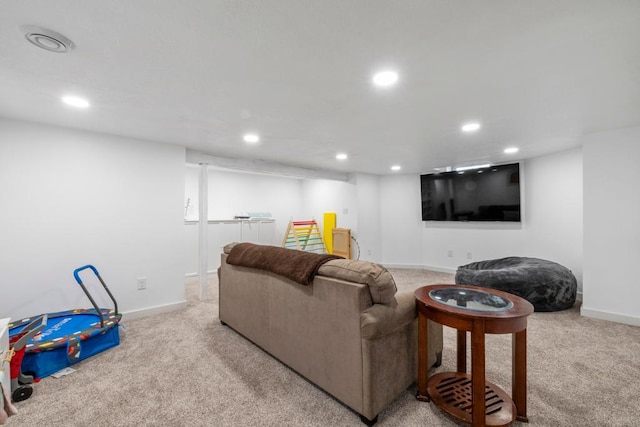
{"left": 7, "top": 268, "right": 640, "bottom": 426}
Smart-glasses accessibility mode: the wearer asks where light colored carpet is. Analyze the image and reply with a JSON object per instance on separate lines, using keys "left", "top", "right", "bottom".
{"left": 7, "top": 268, "right": 640, "bottom": 426}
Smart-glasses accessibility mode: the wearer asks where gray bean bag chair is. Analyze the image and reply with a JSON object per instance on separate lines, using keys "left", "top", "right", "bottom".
{"left": 455, "top": 257, "right": 577, "bottom": 312}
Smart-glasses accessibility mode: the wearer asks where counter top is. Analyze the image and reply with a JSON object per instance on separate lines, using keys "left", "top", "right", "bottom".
{"left": 184, "top": 218, "right": 274, "bottom": 224}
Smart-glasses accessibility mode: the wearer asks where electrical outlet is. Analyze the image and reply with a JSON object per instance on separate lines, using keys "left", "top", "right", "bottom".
{"left": 447, "top": 250, "right": 454, "bottom": 258}
{"left": 137, "top": 277, "right": 147, "bottom": 290}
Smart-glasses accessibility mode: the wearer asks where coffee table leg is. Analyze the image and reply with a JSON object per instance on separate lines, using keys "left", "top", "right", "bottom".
{"left": 457, "top": 329, "right": 467, "bottom": 373}
{"left": 513, "top": 329, "right": 529, "bottom": 422}
{"left": 416, "top": 310, "right": 430, "bottom": 401}
{"left": 471, "top": 320, "right": 486, "bottom": 427}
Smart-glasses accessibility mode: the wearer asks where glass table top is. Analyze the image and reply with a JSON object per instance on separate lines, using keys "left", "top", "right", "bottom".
{"left": 429, "top": 287, "right": 514, "bottom": 311}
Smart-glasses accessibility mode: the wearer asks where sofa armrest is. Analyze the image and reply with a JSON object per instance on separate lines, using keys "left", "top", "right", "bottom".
{"left": 360, "top": 291, "right": 417, "bottom": 340}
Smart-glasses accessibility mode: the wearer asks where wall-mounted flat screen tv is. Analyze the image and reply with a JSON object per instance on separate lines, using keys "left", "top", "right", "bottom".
{"left": 420, "top": 163, "right": 521, "bottom": 222}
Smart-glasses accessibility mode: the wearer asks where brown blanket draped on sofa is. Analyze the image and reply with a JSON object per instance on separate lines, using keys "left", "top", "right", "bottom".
{"left": 226, "top": 242, "right": 342, "bottom": 285}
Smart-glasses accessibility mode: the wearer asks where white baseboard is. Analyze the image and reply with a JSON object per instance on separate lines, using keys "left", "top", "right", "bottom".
{"left": 382, "top": 263, "right": 457, "bottom": 275}
{"left": 580, "top": 306, "right": 640, "bottom": 327}
{"left": 122, "top": 300, "right": 187, "bottom": 321}
{"left": 423, "top": 265, "right": 457, "bottom": 274}
{"left": 185, "top": 270, "right": 218, "bottom": 278}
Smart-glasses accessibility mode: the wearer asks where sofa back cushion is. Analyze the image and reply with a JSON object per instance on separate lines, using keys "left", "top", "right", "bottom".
{"left": 318, "top": 259, "right": 397, "bottom": 304}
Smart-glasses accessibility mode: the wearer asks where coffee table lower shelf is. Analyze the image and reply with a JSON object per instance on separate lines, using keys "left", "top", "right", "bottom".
{"left": 427, "top": 372, "right": 516, "bottom": 426}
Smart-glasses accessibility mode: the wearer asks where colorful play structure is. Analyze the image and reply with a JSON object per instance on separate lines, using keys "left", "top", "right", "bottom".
{"left": 282, "top": 213, "right": 355, "bottom": 259}
{"left": 282, "top": 220, "right": 327, "bottom": 253}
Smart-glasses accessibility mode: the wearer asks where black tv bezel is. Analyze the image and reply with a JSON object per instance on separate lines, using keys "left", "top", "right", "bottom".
{"left": 420, "top": 162, "right": 522, "bottom": 222}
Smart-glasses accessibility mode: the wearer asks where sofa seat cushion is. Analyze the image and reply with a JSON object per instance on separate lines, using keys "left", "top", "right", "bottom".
{"left": 318, "top": 260, "right": 397, "bottom": 304}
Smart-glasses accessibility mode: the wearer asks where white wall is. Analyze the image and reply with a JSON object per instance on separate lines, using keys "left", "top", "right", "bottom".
{"left": 184, "top": 167, "right": 305, "bottom": 274}
{"left": 301, "top": 175, "right": 385, "bottom": 261}
{"left": 380, "top": 173, "right": 525, "bottom": 268}
{"left": 184, "top": 149, "right": 587, "bottom": 309}
{"left": 184, "top": 164, "right": 200, "bottom": 220}
{"left": 183, "top": 169, "right": 383, "bottom": 269}
{"left": 380, "top": 150, "right": 584, "bottom": 294}
{"left": 301, "top": 178, "right": 357, "bottom": 235}
{"left": 6, "top": 116, "right": 635, "bottom": 326}
{"left": 419, "top": 223, "right": 526, "bottom": 272}
{"left": 0, "top": 119, "right": 186, "bottom": 321}
{"left": 523, "top": 148, "right": 583, "bottom": 286}
{"left": 354, "top": 174, "right": 381, "bottom": 262}
{"left": 582, "top": 126, "right": 640, "bottom": 325}
{"left": 207, "top": 170, "right": 303, "bottom": 226}
{"left": 184, "top": 166, "right": 304, "bottom": 243}
{"left": 379, "top": 174, "right": 425, "bottom": 266}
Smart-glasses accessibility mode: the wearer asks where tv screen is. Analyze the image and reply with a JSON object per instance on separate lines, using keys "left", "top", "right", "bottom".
{"left": 420, "top": 163, "right": 521, "bottom": 222}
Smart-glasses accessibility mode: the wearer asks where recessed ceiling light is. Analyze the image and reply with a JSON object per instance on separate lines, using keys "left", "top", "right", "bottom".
{"left": 372, "top": 70, "right": 399, "bottom": 87}
{"left": 461, "top": 122, "right": 481, "bottom": 132}
{"left": 504, "top": 147, "right": 519, "bottom": 154}
{"left": 243, "top": 133, "right": 260, "bottom": 143}
{"left": 62, "top": 96, "right": 90, "bottom": 108}
{"left": 336, "top": 153, "right": 348, "bottom": 160}
{"left": 391, "top": 165, "right": 401, "bottom": 171}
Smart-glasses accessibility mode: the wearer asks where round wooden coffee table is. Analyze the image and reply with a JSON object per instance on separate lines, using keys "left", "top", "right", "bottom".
{"left": 415, "top": 284, "right": 534, "bottom": 427}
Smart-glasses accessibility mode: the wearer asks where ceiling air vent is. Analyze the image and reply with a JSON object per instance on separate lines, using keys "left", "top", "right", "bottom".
{"left": 21, "top": 25, "right": 75, "bottom": 53}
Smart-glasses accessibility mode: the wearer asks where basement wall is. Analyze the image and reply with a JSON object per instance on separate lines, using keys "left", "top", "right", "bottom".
{"left": 582, "top": 126, "right": 640, "bottom": 325}
{"left": 0, "top": 118, "right": 186, "bottom": 321}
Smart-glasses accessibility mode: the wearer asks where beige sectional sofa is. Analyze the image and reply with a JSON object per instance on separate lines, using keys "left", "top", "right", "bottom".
{"left": 218, "top": 243, "right": 443, "bottom": 425}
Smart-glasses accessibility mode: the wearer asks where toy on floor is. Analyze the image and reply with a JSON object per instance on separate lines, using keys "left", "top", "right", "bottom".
{"left": 9, "top": 315, "right": 47, "bottom": 402}
{"left": 282, "top": 220, "right": 327, "bottom": 253}
{"left": 8, "top": 265, "right": 122, "bottom": 380}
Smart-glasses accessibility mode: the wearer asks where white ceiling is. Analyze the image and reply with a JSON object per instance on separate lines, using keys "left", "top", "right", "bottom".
{"left": 1, "top": 1, "right": 639, "bottom": 175}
